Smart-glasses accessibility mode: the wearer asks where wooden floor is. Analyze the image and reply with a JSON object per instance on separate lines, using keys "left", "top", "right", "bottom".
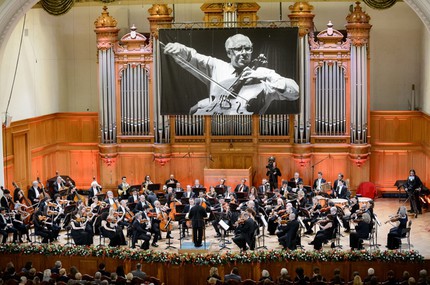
{"left": 52, "top": 197, "right": 429, "bottom": 258}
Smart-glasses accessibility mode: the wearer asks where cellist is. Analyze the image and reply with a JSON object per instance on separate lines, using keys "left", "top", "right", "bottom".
{"left": 153, "top": 200, "right": 173, "bottom": 240}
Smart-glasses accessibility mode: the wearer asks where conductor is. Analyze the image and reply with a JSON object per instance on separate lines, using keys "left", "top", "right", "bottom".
{"left": 187, "top": 198, "right": 208, "bottom": 247}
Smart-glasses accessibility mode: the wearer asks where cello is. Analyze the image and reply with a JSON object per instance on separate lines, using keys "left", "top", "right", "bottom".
{"left": 193, "top": 55, "right": 268, "bottom": 115}
{"left": 13, "top": 182, "right": 34, "bottom": 224}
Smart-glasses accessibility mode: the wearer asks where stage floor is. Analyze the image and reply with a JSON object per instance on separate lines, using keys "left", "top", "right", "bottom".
{"left": 54, "top": 198, "right": 429, "bottom": 258}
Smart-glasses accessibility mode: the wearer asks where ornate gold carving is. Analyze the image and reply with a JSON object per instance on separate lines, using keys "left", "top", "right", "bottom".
{"left": 147, "top": 4, "right": 173, "bottom": 38}
{"left": 94, "top": 6, "right": 120, "bottom": 50}
{"left": 345, "top": 2, "right": 372, "bottom": 47}
{"left": 288, "top": 2, "right": 315, "bottom": 37}
{"left": 94, "top": 6, "right": 117, "bottom": 28}
{"left": 237, "top": 3, "right": 260, "bottom": 27}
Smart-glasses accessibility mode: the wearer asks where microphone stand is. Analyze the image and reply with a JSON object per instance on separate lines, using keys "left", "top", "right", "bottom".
{"left": 311, "top": 155, "right": 330, "bottom": 184}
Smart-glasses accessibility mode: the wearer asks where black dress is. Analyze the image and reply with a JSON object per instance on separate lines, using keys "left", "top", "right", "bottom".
{"left": 101, "top": 220, "right": 126, "bottom": 247}
{"left": 71, "top": 220, "right": 93, "bottom": 246}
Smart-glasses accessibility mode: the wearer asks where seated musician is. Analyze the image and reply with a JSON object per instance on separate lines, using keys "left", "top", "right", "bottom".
{"left": 342, "top": 196, "right": 360, "bottom": 233}
{"left": 303, "top": 196, "right": 323, "bottom": 235}
{"left": 104, "top": 191, "right": 116, "bottom": 206}
{"left": 128, "top": 189, "right": 140, "bottom": 205}
{"left": 165, "top": 174, "right": 179, "bottom": 186}
{"left": 386, "top": 206, "right": 408, "bottom": 250}
{"left": 163, "top": 34, "right": 299, "bottom": 115}
{"left": 280, "top": 180, "right": 289, "bottom": 197}
{"left": 141, "top": 205, "right": 159, "bottom": 247}
{"left": 0, "top": 207, "right": 18, "bottom": 243}
{"left": 51, "top": 194, "right": 65, "bottom": 227}
{"left": 296, "top": 189, "right": 307, "bottom": 209}
{"left": 184, "top": 185, "right": 195, "bottom": 199}
{"left": 116, "top": 200, "right": 132, "bottom": 228}
{"left": 28, "top": 180, "right": 42, "bottom": 205}
{"left": 258, "top": 179, "right": 271, "bottom": 195}
{"left": 165, "top": 187, "right": 176, "bottom": 204}
{"left": 192, "top": 179, "right": 204, "bottom": 189}
{"left": 290, "top": 172, "right": 303, "bottom": 186}
{"left": 71, "top": 214, "right": 93, "bottom": 246}
{"left": 234, "top": 179, "right": 249, "bottom": 193}
{"left": 33, "top": 206, "right": 55, "bottom": 243}
{"left": 349, "top": 212, "right": 371, "bottom": 250}
{"left": 153, "top": 200, "right": 173, "bottom": 240}
{"left": 309, "top": 206, "right": 338, "bottom": 250}
{"left": 212, "top": 199, "right": 231, "bottom": 238}
{"left": 0, "top": 189, "right": 13, "bottom": 210}
{"left": 131, "top": 212, "right": 151, "bottom": 249}
{"left": 224, "top": 186, "right": 237, "bottom": 201}
{"left": 215, "top": 178, "right": 228, "bottom": 192}
{"left": 52, "top": 177, "right": 65, "bottom": 197}
{"left": 134, "top": 195, "right": 151, "bottom": 213}
{"left": 174, "top": 182, "right": 184, "bottom": 193}
{"left": 232, "top": 211, "right": 256, "bottom": 251}
{"left": 313, "top": 172, "right": 327, "bottom": 195}
{"left": 268, "top": 198, "right": 286, "bottom": 235}
{"left": 100, "top": 214, "right": 126, "bottom": 246}
{"left": 11, "top": 203, "right": 31, "bottom": 242}
{"left": 88, "top": 181, "right": 102, "bottom": 205}
{"left": 118, "top": 176, "right": 130, "bottom": 200}
{"left": 332, "top": 179, "right": 349, "bottom": 199}
{"left": 206, "top": 186, "right": 218, "bottom": 200}
{"left": 278, "top": 212, "right": 300, "bottom": 250}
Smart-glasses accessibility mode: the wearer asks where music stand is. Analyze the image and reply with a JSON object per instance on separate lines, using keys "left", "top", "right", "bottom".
{"left": 180, "top": 197, "right": 190, "bottom": 205}
{"left": 218, "top": 219, "right": 231, "bottom": 250}
{"left": 96, "top": 193, "right": 106, "bottom": 201}
{"left": 395, "top": 180, "right": 408, "bottom": 202}
{"left": 164, "top": 217, "right": 176, "bottom": 249}
{"left": 288, "top": 181, "right": 297, "bottom": 189}
{"left": 192, "top": 187, "right": 206, "bottom": 197}
{"left": 175, "top": 213, "right": 186, "bottom": 248}
{"left": 166, "top": 183, "right": 176, "bottom": 189}
{"left": 59, "top": 190, "right": 68, "bottom": 197}
{"left": 257, "top": 215, "right": 268, "bottom": 250}
{"left": 128, "top": 185, "right": 142, "bottom": 195}
{"left": 175, "top": 191, "right": 184, "bottom": 199}
{"left": 236, "top": 192, "right": 248, "bottom": 203}
{"left": 215, "top": 187, "right": 225, "bottom": 196}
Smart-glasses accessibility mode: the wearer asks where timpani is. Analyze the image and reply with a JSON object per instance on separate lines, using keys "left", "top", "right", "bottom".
{"left": 315, "top": 195, "right": 328, "bottom": 207}
{"left": 358, "top": 197, "right": 373, "bottom": 208}
{"left": 329, "top": 198, "right": 348, "bottom": 207}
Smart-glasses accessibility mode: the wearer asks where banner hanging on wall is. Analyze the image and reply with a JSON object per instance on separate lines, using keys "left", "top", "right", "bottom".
{"left": 160, "top": 27, "right": 300, "bottom": 115}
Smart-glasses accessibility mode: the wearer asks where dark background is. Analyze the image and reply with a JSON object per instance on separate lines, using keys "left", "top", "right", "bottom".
{"left": 159, "top": 27, "right": 299, "bottom": 115}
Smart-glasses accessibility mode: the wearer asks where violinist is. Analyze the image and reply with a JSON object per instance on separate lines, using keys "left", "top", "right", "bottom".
{"left": 268, "top": 198, "right": 286, "bottom": 235}
{"left": 232, "top": 211, "right": 256, "bottom": 251}
{"left": 212, "top": 199, "right": 231, "bottom": 238}
{"left": 100, "top": 215, "right": 126, "bottom": 246}
{"left": 134, "top": 195, "right": 152, "bottom": 213}
{"left": 131, "top": 212, "right": 151, "bottom": 249}
{"left": 71, "top": 214, "right": 93, "bottom": 245}
{"left": 142, "top": 205, "right": 159, "bottom": 247}
{"left": 296, "top": 189, "right": 307, "bottom": 209}
{"left": 50, "top": 194, "right": 65, "bottom": 226}
{"left": 303, "top": 196, "right": 323, "bottom": 235}
{"left": 163, "top": 34, "right": 299, "bottom": 115}
{"left": 0, "top": 207, "right": 19, "bottom": 243}
{"left": 33, "top": 206, "right": 55, "bottom": 243}
{"left": 278, "top": 212, "right": 300, "bottom": 250}
{"left": 115, "top": 200, "right": 130, "bottom": 228}
{"left": 309, "top": 206, "right": 338, "bottom": 250}
{"left": 386, "top": 206, "right": 408, "bottom": 250}
{"left": 280, "top": 180, "right": 290, "bottom": 197}
{"left": 342, "top": 197, "right": 360, "bottom": 233}
{"left": 206, "top": 186, "right": 218, "bottom": 200}
{"left": 349, "top": 212, "right": 371, "bottom": 250}
{"left": 11, "top": 203, "right": 31, "bottom": 242}
{"left": 180, "top": 198, "right": 195, "bottom": 239}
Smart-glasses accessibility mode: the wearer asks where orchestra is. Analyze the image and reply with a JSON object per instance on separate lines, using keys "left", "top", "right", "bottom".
{"left": 0, "top": 160, "right": 425, "bottom": 254}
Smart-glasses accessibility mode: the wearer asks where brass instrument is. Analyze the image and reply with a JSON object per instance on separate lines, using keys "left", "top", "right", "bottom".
{"left": 118, "top": 182, "right": 130, "bottom": 196}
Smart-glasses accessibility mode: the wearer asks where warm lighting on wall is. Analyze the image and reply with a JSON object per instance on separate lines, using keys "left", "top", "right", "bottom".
{"left": 101, "top": 155, "right": 116, "bottom": 166}
{"left": 153, "top": 154, "right": 171, "bottom": 166}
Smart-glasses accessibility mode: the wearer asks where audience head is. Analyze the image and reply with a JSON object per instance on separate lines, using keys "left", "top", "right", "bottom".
{"left": 75, "top": 273, "right": 82, "bottom": 281}
{"left": 280, "top": 268, "right": 289, "bottom": 276}
{"left": 370, "top": 276, "right": 378, "bottom": 285}
{"left": 419, "top": 269, "right": 427, "bottom": 278}
{"left": 126, "top": 273, "right": 133, "bottom": 281}
{"left": 59, "top": 268, "right": 66, "bottom": 276}
{"left": 111, "top": 273, "right": 118, "bottom": 281}
{"left": 262, "top": 270, "right": 270, "bottom": 278}
{"left": 408, "top": 277, "right": 416, "bottom": 285}
{"left": 70, "top": 266, "right": 78, "bottom": 277}
{"left": 231, "top": 267, "right": 239, "bottom": 275}
{"left": 295, "top": 267, "right": 304, "bottom": 277}
{"left": 403, "top": 271, "right": 411, "bottom": 280}
{"left": 368, "top": 268, "right": 375, "bottom": 276}
{"left": 208, "top": 277, "right": 218, "bottom": 285}
{"left": 54, "top": 260, "right": 62, "bottom": 269}
{"left": 94, "top": 272, "right": 101, "bottom": 280}
{"left": 353, "top": 275, "right": 363, "bottom": 285}
{"left": 209, "top": 267, "right": 219, "bottom": 277}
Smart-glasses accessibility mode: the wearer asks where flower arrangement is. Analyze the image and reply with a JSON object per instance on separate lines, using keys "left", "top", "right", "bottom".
{"left": 0, "top": 244, "right": 423, "bottom": 266}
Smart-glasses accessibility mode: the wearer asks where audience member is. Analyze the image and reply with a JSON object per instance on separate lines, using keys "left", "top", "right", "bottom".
{"left": 116, "top": 265, "right": 125, "bottom": 278}
{"left": 409, "top": 277, "right": 417, "bottom": 285}
{"left": 130, "top": 263, "right": 146, "bottom": 280}
{"left": 69, "top": 267, "right": 79, "bottom": 280}
{"left": 98, "top": 264, "right": 110, "bottom": 277}
{"left": 364, "top": 268, "right": 377, "bottom": 284}
{"left": 42, "top": 269, "right": 52, "bottom": 282}
{"left": 21, "top": 261, "right": 33, "bottom": 274}
{"left": 277, "top": 268, "right": 292, "bottom": 284}
{"left": 385, "top": 270, "right": 397, "bottom": 285}
{"left": 207, "top": 267, "right": 221, "bottom": 282}
{"left": 353, "top": 275, "right": 363, "bottom": 285}
{"left": 58, "top": 268, "right": 70, "bottom": 283}
{"left": 125, "top": 273, "right": 133, "bottom": 284}
{"left": 417, "top": 270, "right": 429, "bottom": 285}
{"left": 294, "top": 267, "right": 310, "bottom": 285}
{"left": 259, "top": 270, "right": 273, "bottom": 282}
{"left": 93, "top": 272, "right": 102, "bottom": 285}
{"left": 310, "top": 267, "right": 326, "bottom": 283}
{"left": 19, "top": 276, "right": 27, "bottom": 285}
{"left": 224, "top": 267, "right": 242, "bottom": 282}
{"left": 52, "top": 261, "right": 62, "bottom": 274}
{"left": 331, "top": 268, "right": 345, "bottom": 285}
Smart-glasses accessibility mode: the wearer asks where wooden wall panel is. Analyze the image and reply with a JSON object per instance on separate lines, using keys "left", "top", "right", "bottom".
{"left": 69, "top": 150, "right": 99, "bottom": 188}
{"left": 12, "top": 130, "right": 29, "bottom": 184}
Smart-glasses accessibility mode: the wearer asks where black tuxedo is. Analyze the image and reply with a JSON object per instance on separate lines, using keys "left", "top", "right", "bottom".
{"left": 224, "top": 191, "right": 237, "bottom": 200}
{"left": 52, "top": 182, "right": 63, "bottom": 196}
{"left": 28, "top": 187, "right": 41, "bottom": 205}
{"left": 131, "top": 219, "right": 151, "bottom": 249}
{"left": 349, "top": 220, "right": 370, "bottom": 249}
{"left": 188, "top": 204, "right": 207, "bottom": 246}
{"left": 334, "top": 185, "right": 348, "bottom": 199}
{"left": 184, "top": 191, "right": 195, "bottom": 199}
{"left": 224, "top": 274, "right": 242, "bottom": 283}
{"left": 234, "top": 184, "right": 249, "bottom": 193}
{"left": 233, "top": 217, "right": 256, "bottom": 250}
{"left": 313, "top": 178, "right": 327, "bottom": 190}
{"left": 278, "top": 219, "right": 300, "bottom": 250}
{"left": 0, "top": 197, "right": 10, "bottom": 211}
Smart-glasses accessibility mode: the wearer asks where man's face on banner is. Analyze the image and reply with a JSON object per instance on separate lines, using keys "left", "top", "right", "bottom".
{"left": 226, "top": 35, "right": 253, "bottom": 70}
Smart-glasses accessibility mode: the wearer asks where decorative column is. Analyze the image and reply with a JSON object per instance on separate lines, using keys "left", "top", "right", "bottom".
{"left": 94, "top": 6, "right": 120, "bottom": 189}
{"left": 288, "top": 2, "right": 314, "bottom": 144}
{"left": 147, "top": 4, "right": 173, "bottom": 39}
{"left": 223, "top": 3, "right": 237, "bottom": 27}
{"left": 345, "top": 1, "right": 372, "bottom": 189}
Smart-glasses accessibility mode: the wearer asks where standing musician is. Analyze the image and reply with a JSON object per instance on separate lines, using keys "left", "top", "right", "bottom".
{"left": 180, "top": 198, "right": 195, "bottom": 239}
{"left": 131, "top": 212, "right": 151, "bottom": 249}
{"left": 89, "top": 180, "right": 102, "bottom": 205}
{"left": 332, "top": 173, "right": 344, "bottom": 193}
{"left": 278, "top": 212, "right": 300, "bottom": 250}
{"left": 165, "top": 174, "right": 179, "bottom": 186}
{"left": 70, "top": 214, "right": 93, "bottom": 246}
{"left": 404, "top": 169, "right": 423, "bottom": 215}
{"left": 266, "top": 159, "right": 282, "bottom": 191}
{"left": 313, "top": 172, "right": 327, "bottom": 195}
{"left": 0, "top": 207, "right": 19, "bottom": 243}
{"left": 100, "top": 214, "right": 126, "bottom": 246}
{"left": 187, "top": 198, "right": 209, "bottom": 247}
{"left": 234, "top": 178, "right": 249, "bottom": 193}
{"left": 386, "top": 206, "right": 408, "bottom": 250}
{"left": 118, "top": 176, "right": 130, "bottom": 200}
{"left": 163, "top": 34, "right": 299, "bottom": 115}
{"left": 232, "top": 211, "right": 256, "bottom": 251}
{"left": 28, "top": 180, "right": 43, "bottom": 205}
